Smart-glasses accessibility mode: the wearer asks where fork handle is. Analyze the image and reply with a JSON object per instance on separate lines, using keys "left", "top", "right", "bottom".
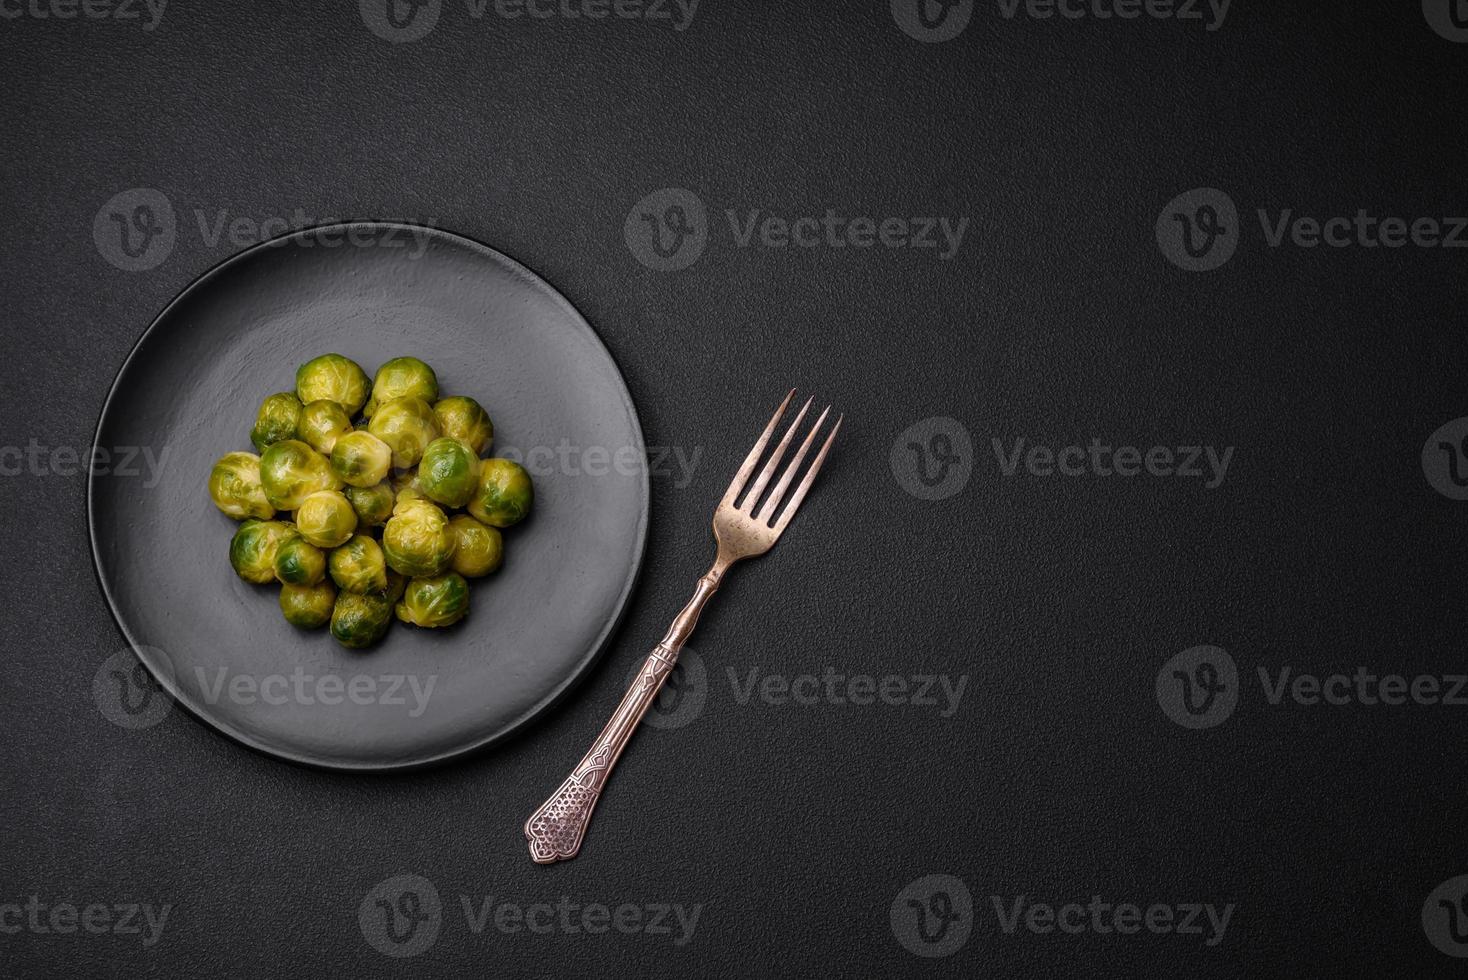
{"left": 525, "top": 566, "right": 726, "bottom": 864}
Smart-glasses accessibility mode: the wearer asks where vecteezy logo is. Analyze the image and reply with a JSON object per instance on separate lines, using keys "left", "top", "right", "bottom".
{"left": 92, "top": 189, "right": 176, "bottom": 272}
{"left": 1424, "top": 0, "right": 1468, "bottom": 41}
{"left": 629, "top": 646, "right": 707, "bottom": 731}
{"left": 92, "top": 647, "right": 174, "bottom": 730}
{"left": 890, "top": 417, "right": 973, "bottom": 501}
{"left": 358, "top": 0, "right": 441, "bottom": 43}
{"left": 359, "top": 874, "right": 442, "bottom": 958}
{"left": 1422, "top": 418, "right": 1468, "bottom": 500}
{"left": 891, "top": 0, "right": 974, "bottom": 43}
{"left": 1423, "top": 875, "right": 1468, "bottom": 957}
{"left": 890, "top": 874, "right": 973, "bottom": 958}
{"left": 1156, "top": 645, "right": 1239, "bottom": 729}
{"left": 1156, "top": 188, "right": 1239, "bottom": 272}
{"left": 624, "top": 188, "right": 707, "bottom": 271}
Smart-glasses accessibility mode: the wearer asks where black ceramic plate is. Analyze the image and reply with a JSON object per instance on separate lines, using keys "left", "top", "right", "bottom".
{"left": 88, "top": 223, "right": 648, "bottom": 771}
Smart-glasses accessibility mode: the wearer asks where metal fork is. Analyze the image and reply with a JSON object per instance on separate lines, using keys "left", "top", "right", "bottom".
{"left": 524, "top": 390, "right": 841, "bottom": 863}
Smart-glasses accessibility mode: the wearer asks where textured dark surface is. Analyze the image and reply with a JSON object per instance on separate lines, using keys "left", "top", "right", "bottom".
{"left": 3, "top": 1, "right": 1468, "bottom": 976}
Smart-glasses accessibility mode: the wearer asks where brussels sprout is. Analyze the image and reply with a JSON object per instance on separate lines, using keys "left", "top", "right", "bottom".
{"left": 259, "top": 439, "right": 339, "bottom": 510}
{"left": 250, "top": 392, "right": 303, "bottom": 453}
{"left": 468, "top": 458, "right": 534, "bottom": 528}
{"left": 295, "top": 353, "right": 369, "bottom": 415}
{"left": 391, "top": 481, "right": 427, "bottom": 512}
{"left": 279, "top": 580, "right": 336, "bottom": 629}
{"left": 295, "top": 490, "right": 358, "bottom": 548}
{"left": 448, "top": 514, "right": 503, "bottom": 577}
{"left": 433, "top": 396, "right": 494, "bottom": 455}
{"left": 296, "top": 399, "right": 353, "bottom": 455}
{"left": 208, "top": 451, "right": 275, "bottom": 520}
{"left": 345, "top": 481, "right": 395, "bottom": 527}
{"left": 418, "top": 437, "right": 479, "bottom": 508}
{"left": 274, "top": 533, "right": 326, "bottom": 586}
{"left": 330, "top": 430, "right": 393, "bottom": 488}
{"left": 330, "top": 591, "right": 393, "bottom": 649}
{"left": 329, "top": 534, "right": 389, "bottom": 594}
{"left": 367, "top": 397, "right": 440, "bottom": 468}
{"left": 395, "top": 573, "right": 470, "bottom": 628}
{"left": 385, "top": 570, "right": 408, "bottom": 604}
{"left": 364, "top": 357, "right": 438, "bottom": 417}
{"left": 382, "top": 499, "right": 457, "bottom": 577}
{"left": 228, "top": 519, "right": 295, "bottom": 584}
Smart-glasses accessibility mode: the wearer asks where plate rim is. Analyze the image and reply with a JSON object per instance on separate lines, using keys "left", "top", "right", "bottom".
{"left": 86, "top": 220, "right": 650, "bottom": 772}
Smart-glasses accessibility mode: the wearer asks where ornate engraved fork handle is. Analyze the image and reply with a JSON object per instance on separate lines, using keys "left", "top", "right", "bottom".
{"left": 525, "top": 563, "right": 728, "bottom": 864}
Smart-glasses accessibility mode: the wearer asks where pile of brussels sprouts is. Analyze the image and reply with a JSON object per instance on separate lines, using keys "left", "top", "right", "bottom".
{"left": 207, "top": 354, "right": 533, "bottom": 649}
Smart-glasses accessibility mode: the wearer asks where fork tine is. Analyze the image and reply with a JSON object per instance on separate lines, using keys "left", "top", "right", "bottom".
{"left": 739, "top": 396, "right": 811, "bottom": 511}
{"left": 722, "top": 389, "right": 795, "bottom": 506}
{"left": 772, "top": 414, "right": 841, "bottom": 534}
{"left": 756, "top": 405, "right": 829, "bottom": 523}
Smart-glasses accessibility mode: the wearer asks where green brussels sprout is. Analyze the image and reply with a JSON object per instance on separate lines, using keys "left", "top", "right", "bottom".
{"left": 250, "top": 392, "right": 303, "bottom": 453}
{"left": 433, "top": 396, "right": 494, "bottom": 455}
{"left": 259, "top": 439, "right": 339, "bottom": 510}
{"left": 273, "top": 533, "right": 327, "bottom": 586}
{"left": 448, "top": 514, "right": 503, "bottom": 577}
{"left": 330, "top": 430, "right": 393, "bottom": 488}
{"left": 345, "top": 481, "right": 395, "bottom": 527}
{"left": 367, "top": 397, "right": 440, "bottom": 468}
{"left": 296, "top": 399, "right": 353, "bottom": 455}
{"left": 468, "top": 458, "right": 534, "bottom": 528}
{"left": 418, "top": 437, "right": 479, "bottom": 508}
{"left": 228, "top": 519, "right": 295, "bottom": 584}
{"left": 295, "top": 490, "right": 358, "bottom": 548}
{"left": 382, "top": 499, "right": 457, "bottom": 577}
{"left": 208, "top": 451, "right": 275, "bottom": 520}
{"left": 364, "top": 357, "right": 438, "bottom": 417}
{"left": 395, "top": 573, "right": 470, "bottom": 629}
{"left": 392, "top": 482, "right": 427, "bottom": 511}
{"left": 329, "top": 534, "right": 389, "bottom": 594}
{"left": 386, "top": 469, "right": 425, "bottom": 511}
{"left": 279, "top": 580, "right": 336, "bottom": 629}
{"left": 295, "top": 353, "right": 369, "bottom": 415}
{"left": 385, "top": 570, "right": 408, "bottom": 604}
{"left": 330, "top": 591, "right": 393, "bottom": 649}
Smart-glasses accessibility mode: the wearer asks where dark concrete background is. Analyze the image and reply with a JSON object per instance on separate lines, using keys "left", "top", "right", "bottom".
{"left": 3, "top": 1, "right": 1468, "bottom": 975}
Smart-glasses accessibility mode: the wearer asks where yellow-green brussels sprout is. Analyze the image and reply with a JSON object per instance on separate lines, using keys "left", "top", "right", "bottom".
{"left": 365, "top": 356, "right": 438, "bottom": 417}
{"left": 468, "top": 458, "right": 534, "bottom": 528}
{"left": 296, "top": 399, "right": 352, "bottom": 455}
{"left": 330, "top": 591, "right": 393, "bottom": 649}
{"left": 382, "top": 499, "right": 457, "bottom": 577}
{"left": 388, "top": 474, "right": 427, "bottom": 512}
{"left": 250, "top": 392, "right": 303, "bottom": 453}
{"left": 385, "top": 570, "right": 408, "bottom": 604}
{"left": 259, "top": 439, "right": 339, "bottom": 510}
{"left": 208, "top": 451, "right": 275, "bottom": 520}
{"left": 273, "top": 533, "right": 326, "bottom": 586}
{"left": 295, "top": 490, "right": 358, "bottom": 548}
{"left": 279, "top": 580, "right": 336, "bottom": 629}
{"left": 295, "top": 353, "right": 369, "bottom": 415}
{"left": 367, "top": 397, "right": 440, "bottom": 468}
{"left": 433, "top": 396, "right": 494, "bottom": 455}
{"left": 329, "top": 534, "right": 389, "bottom": 594}
{"left": 228, "top": 519, "right": 295, "bottom": 584}
{"left": 330, "top": 430, "right": 393, "bottom": 488}
{"left": 448, "top": 514, "right": 503, "bottom": 577}
{"left": 344, "top": 482, "right": 395, "bottom": 527}
{"left": 418, "top": 437, "right": 479, "bottom": 508}
{"left": 392, "top": 483, "right": 427, "bottom": 511}
{"left": 395, "top": 573, "right": 470, "bottom": 628}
